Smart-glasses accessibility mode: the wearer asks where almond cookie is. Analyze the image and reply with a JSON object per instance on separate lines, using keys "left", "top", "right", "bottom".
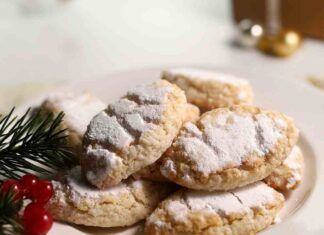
{"left": 182, "top": 103, "right": 200, "bottom": 123}
{"left": 145, "top": 181, "right": 284, "bottom": 235}
{"left": 82, "top": 80, "right": 187, "bottom": 188}
{"left": 161, "top": 105, "right": 299, "bottom": 191}
{"left": 264, "top": 146, "right": 304, "bottom": 191}
{"left": 133, "top": 103, "right": 200, "bottom": 182}
{"left": 162, "top": 68, "right": 254, "bottom": 112}
{"left": 41, "top": 92, "right": 105, "bottom": 155}
{"left": 48, "top": 166, "right": 172, "bottom": 227}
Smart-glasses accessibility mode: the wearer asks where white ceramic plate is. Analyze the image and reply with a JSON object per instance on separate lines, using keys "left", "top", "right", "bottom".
{"left": 19, "top": 66, "right": 324, "bottom": 235}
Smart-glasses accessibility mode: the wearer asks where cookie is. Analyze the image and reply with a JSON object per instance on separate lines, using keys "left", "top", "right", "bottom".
{"left": 182, "top": 103, "right": 200, "bottom": 123}
{"left": 264, "top": 146, "right": 304, "bottom": 191}
{"left": 132, "top": 157, "right": 167, "bottom": 182}
{"left": 145, "top": 181, "right": 284, "bottom": 235}
{"left": 160, "top": 105, "right": 299, "bottom": 191}
{"left": 48, "top": 166, "right": 172, "bottom": 228}
{"left": 41, "top": 92, "right": 105, "bottom": 154}
{"left": 133, "top": 103, "right": 200, "bottom": 182}
{"left": 162, "top": 68, "right": 254, "bottom": 112}
{"left": 82, "top": 80, "right": 187, "bottom": 188}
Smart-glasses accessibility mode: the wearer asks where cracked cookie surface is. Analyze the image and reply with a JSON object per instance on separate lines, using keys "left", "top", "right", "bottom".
{"left": 82, "top": 80, "right": 187, "bottom": 188}
{"left": 161, "top": 105, "right": 299, "bottom": 191}
{"left": 145, "top": 181, "right": 284, "bottom": 235}
{"left": 48, "top": 166, "right": 172, "bottom": 227}
{"left": 162, "top": 68, "right": 254, "bottom": 112}
{"left": 133, "top": 103, "right": 200, "bottom": 182}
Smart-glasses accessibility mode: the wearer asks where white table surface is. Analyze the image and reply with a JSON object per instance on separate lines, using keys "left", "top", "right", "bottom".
{"left": 0, "top": 0, "right": 324, "bottom": 85}
{"left": 0, "top": 0, "right": 323, "bottom": 111}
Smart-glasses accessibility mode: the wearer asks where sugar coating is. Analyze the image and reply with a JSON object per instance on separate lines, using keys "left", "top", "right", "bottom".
{"left": 166, "top": 68, "right": 249, "bottom": 86}
{"left": 161, "top": 160, "right": 177, "bottom": 176}
{"left": 232, "top": 182, "right": 276, "bottom": 208}
{"left": 51, "top": 181, "right": 66, "bottom": 205}
{"left": 87, "top": 83, "right": 171, "bottom": 149}
{"left": 53, "top": 166, "right": 142, "bottom": 206}
{"left": 127, "top": 84, "right": 172, "bottom": 104}
{"left": 185, "top": 190, "right": 248, "bottom": 215}
{"left": 275, "top": 146, "right": 303, "bottom": 189}
{"left": 109, "top": 98, "right": 165, "bottom": 123}
{"left": 50, "top": 167, "right": 172, "bottom": 228}
{"left": 83, "top": 81, "right": 182, "bottom": 187}
{"left": 160, "top": 182, "right": 279, "bottom": 224}
{"left": 167, "top": 111, "right": 285, "bottom": 175}
{"left": 85, "top": 146, "right": 123, "bottom": 183}
{"left": 86, "top": 112, "right": 134, "bottom": 149}
{"left": 263, "top": 145, "right": 304, "bottom": 191}
{"left": 284, "top": 146, "right": 302, "bottom": 173}
{"left": 45, "top": 92, "right": 105, "bottom": 134}
{"left": 255, "top": 114, "right": 283, "bottom": 152}
{"left": 165, "top": 201, "right": 189, "bottom": 222}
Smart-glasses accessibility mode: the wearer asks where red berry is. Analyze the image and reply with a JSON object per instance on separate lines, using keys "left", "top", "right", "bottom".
{"left": 20, "top": 174, "right": 39, "bottom": 198}
{"left": 31, "top": 180, "right": 53, "bottom": 205}
{"left": 1, "top": 179, "right": 23, "bottom": 200}
{"left": 23, "top": 203, "right": 53, "bottom": 235}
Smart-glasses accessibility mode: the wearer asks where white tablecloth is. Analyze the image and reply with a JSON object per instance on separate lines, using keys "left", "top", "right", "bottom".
{"left": 0, "top": 0, "right": 323, "bottom": 112}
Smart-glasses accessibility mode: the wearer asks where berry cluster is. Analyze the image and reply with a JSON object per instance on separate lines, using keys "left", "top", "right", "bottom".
{"left": 0, "top": 175, "right": 54, "bottom": 235}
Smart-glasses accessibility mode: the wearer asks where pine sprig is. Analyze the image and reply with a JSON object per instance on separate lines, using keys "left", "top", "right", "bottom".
{"left": 0, "top": 108, "right": 77, "bottom": 183}
{"left": 0, "top": 189, "right": 23, "bottom": 235}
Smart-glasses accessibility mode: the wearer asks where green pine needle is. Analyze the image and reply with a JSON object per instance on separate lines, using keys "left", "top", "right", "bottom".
{"left": 0, "top": 107, "right": 78, "bottom": 235}
{"left": 0, "top": 189, "right": 23, "bottom": 235}
{"left": 0, "top": 107, "right": 77, "bottom": 183}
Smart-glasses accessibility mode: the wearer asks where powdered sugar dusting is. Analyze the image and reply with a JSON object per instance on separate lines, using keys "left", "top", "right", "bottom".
{"left": 86, "top": 111, "right": 134, "bottom": 149}
{"left": 54, "top": 167, "right": 130, "bottom": 206}
{"left": 127, "top": 82, "right": 172, "bottom": 104}
{"left": 165, "top": 201, "right": 189, "bottom": 222}
{"left": 181, "top": 137, "right": 220, "bottom": 174}
{"left": 85, "top": 146, "right": 123, "bottom": 184}
{"left": 185, "top": 190, "right": 248, "bottom": 215}
{"left": 147, "top": 212, "right": 166, "bottom": 228}
{"left": 161, "top": 160, "right": 176, "bottom": 176}
{"left": 124, "top": 113, "right": 155, "bottom": 133}
{"left": 164, "top": 110, "right": 285, "bottom": 175}
{"left": 275, "top": 118, "right": 288, "bottom": 129}
{"left": 232, "top": 182, "right": 277, "bottom": 208}
{"left": 255, "top": 114, "right": 283, "bottom": 153}
{"left": 183, "top": 122, "right": 203, "bottom": 138}
{"left": 284, "top": 146, "right": 302, "bottom": 171}
{"left": 51, "top": 181, "right": 67, "bottom": 206}
{"left": 84, "top": 81, "right": 175, "bottom": 184}
{"left": 283, "top": 146, "right": 303, "bottom": 188}
{"left": 86, "top": 81, "right": 172, "bottom": 148}
{"left": 152, "top": 182, "right": 280, "bottom": 225}
{"left": 129, "top": 179, "right": 145, "bottom": 190}
{"left": 45, "top": 92, "right": 105, "bottom": 134}
{"left": 166, "top": 68, "right": 249, "bottom": 86}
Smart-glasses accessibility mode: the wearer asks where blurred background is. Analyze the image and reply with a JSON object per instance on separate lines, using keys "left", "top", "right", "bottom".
{"left": 0, "top": 0, "right": 324, "bottom": 112}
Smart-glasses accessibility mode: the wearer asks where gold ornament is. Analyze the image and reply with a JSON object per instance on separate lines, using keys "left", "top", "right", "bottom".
{"left": 257, "top": 29, "right": 302, "bottom": 57}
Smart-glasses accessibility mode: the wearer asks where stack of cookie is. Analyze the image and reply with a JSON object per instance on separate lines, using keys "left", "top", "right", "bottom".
{"left": 41, "top": 68, "right": 304, "bottom": 235}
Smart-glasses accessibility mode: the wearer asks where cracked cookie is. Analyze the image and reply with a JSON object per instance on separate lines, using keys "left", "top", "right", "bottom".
{"left": 162, "top": 68, "right": 254, "bottom": 112}
{"left": 145, "top": 181, "right": 284, "bottom": 235}
{"left": 133, "top": 103, "right": 200, "bottom": 182}
{"left": 160, "top": 105, "right": 299, "bottom": 191}
{"left": 264, "top": 146, "right": 304, "bottom": 191}
{"left": 81, "top": 80, "right": 187, "bottom": 188}
{"left": 48, "top": 166, "right": 172, "bottom": 227}
{"left": 41, "top": 91, "right": 105, "bottom": 155}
